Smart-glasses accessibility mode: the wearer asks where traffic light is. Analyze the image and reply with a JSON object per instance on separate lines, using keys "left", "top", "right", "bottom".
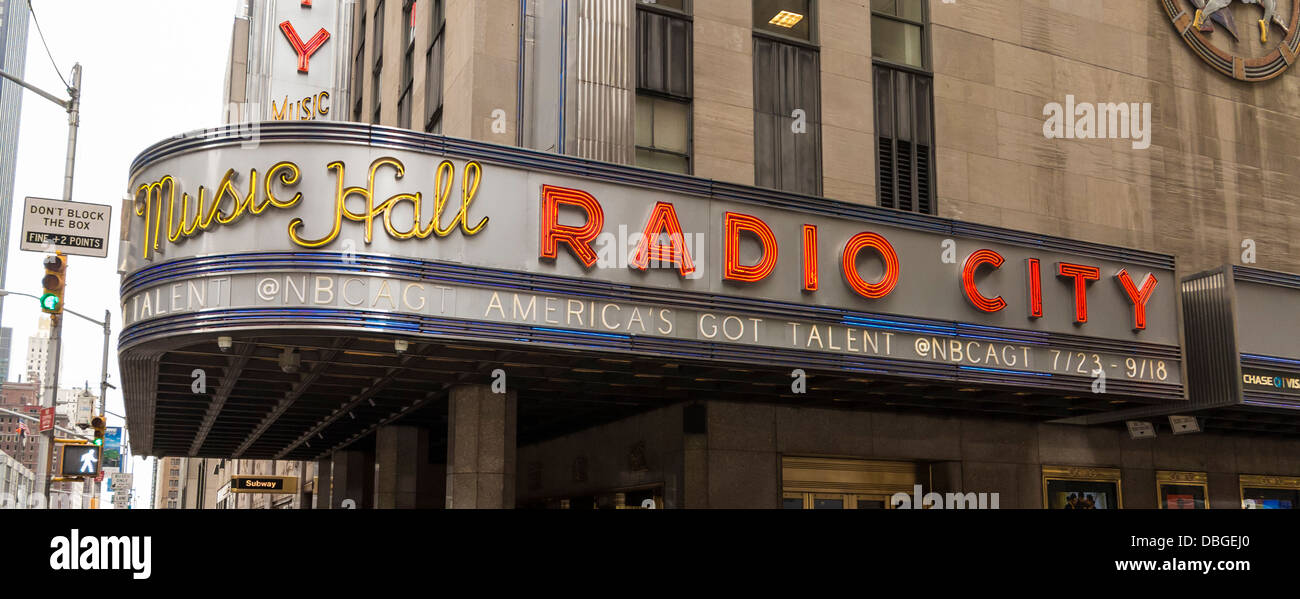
{"left": 40, "top": 254, "right": 66, "bottom": 314}
{"left": 91, "top": 415, "right": 106, "bottom": 446}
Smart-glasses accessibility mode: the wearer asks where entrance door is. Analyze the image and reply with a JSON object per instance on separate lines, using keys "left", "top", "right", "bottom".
{"left": 782, "top": 491, "right": 899, "bottom": 509}
{"left": 781, "top": 457, "right": 921, "bottom": 509}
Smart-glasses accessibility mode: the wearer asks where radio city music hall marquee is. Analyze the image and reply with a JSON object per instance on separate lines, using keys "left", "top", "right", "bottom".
{"left": 120, "top": 124, "right": 1185, "bottom": 399}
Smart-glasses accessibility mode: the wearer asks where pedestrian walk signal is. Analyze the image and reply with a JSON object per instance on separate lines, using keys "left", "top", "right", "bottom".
{"left": 58, "top": 443, "right": 101, "bottom": 477}
{"left": 41, "top": 254, "right": 66, "bottom": 314}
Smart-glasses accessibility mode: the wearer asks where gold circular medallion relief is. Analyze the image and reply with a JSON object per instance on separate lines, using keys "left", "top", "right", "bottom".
{"left": 1162, "top": 0, "right": 1300, "bottom": 81}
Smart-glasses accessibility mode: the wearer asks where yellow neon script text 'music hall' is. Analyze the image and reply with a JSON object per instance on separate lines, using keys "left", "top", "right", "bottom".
{"left": 133, "top": 157, "right": 489, "bottom": 259}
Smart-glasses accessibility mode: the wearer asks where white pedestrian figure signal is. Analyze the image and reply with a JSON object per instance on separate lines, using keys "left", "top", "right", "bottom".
{"left": 79, "top": 449, "right": 98, "bottom": 473}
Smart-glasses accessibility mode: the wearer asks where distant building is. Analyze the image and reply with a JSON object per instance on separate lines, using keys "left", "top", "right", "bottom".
{"left": 25, "top": 316, "right": 50, "bottom": 389}
{"left": 152, "top": 454, "right": 313, "bottom": 510}
{"left": 0, "top": 381, "right": 88, "bottom": 507}
{"left": 0, "top": 327, "right": 12, "bottom": 383}
{"left": 0, "top": 449, "right": 32, "bottom": 508}
{"left": 154, "top": 456, "right": 184, "bottom": 509}
{"left": 0, "top": 0, "right": 30, "bottom": 336}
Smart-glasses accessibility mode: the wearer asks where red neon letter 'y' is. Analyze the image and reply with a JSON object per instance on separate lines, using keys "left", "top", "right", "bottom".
{"left": 279, "top": 21, "right": 331, "bottom": 73}
{"left": 1115, "top": 269, "right": 1158, "bottom": 331}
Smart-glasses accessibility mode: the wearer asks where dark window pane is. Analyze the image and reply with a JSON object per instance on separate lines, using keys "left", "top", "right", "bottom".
{"left": 872, "top": 0, "right": 923, "bottom": 21}
{"left": 637, "top": 0, "right": 686, "bottom": 11}
{"left": 374, "top": 0, "right": 386, "bottom": 67}
{"left": 871, "top": 16, "right": 923, "bottom": 68}
{"left": 874, "top": 65, "right": 933, "bottom": 215}
{"left": 812, "top": 498, "right": 844, "bottom": 509}
{"left": 753, "top": 0, "right": 812, "bottom": 41}
{"left": 753, "top": 36, "right": 821, "bottom": 195}
{"left": 782, "top": 497, "right": 804, "bottom": 509}
{"left": 900, "top": 0, "right": 923, "bottom": 21}
{"left": 425, "top": 29, "right": 444, "bottom": 132}
{"left": 637, "top": 9, "right": 691, "bottom": 97}
{"left": 635, "top": 94, "right": 690, "bottom": 174}
{"left": 653, "top": 98, "right": 688, "bottom": 153}
{"left": 403, "top": 0, "right": 415, "bottom": 46}
{"left": 372, "top": 64, "right": 382, "bottom": 124}
{"left": 636, "top": 7, "right": 692, "bottom": 174}
{"left": 352, "top": 42, "right": 365, "bottom": 121}
{"left": 636, "top": 149, "right": 689, "bottom": 173}
{"left": 636, "top": 95, "right": 653, "bottom": 147}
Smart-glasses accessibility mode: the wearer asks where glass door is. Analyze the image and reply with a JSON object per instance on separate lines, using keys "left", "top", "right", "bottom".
{"left": 781, "top": 457, "right": 920, "bottom": 509}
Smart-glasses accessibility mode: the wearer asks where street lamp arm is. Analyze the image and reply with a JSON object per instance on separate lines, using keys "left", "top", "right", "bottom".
{"left": 0, "top": 289, "right": 107, "bottom": 326}
{"left": 60, "top": 306, "right": 105, "bottom": 327}
{"left": 0, "top": 68, "right": 70, "bottom": 109}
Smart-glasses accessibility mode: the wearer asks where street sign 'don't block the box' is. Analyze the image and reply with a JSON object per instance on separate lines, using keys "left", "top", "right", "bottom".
{"left": 20, "top": 196, "right": 111, "bottom": 258}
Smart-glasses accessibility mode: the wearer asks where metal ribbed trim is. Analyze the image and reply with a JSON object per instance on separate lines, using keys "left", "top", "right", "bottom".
{"left": 1233, "top": 264, "right": 1300, "bottom": 289}
{"left": 1180, "top": 268, "right": 1242, "bottom": 409}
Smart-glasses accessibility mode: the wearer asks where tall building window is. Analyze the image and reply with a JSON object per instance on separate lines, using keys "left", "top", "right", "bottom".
{"left": 372, "top": 0, "right": 386, "bottom": 125}
{"left": 399, "top": 1, "right": 416, "bottom": 129}
{"left": 871, "top": 0, "right": 934, "bottom": 214}
{"left": 753, "top": 0, "right": 821, "bottom": 195}
{"left": 354, "top": 4, "right": 367, "bottom": 122}
{"left": 424, "top": 0, "right": 445, "bottom": 133}
{"left": 635, "top": 0, "right": 692, "bottom": 173}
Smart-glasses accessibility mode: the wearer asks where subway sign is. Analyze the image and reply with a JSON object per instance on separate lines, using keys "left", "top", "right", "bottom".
{"left": 120, "top": 124, "right": 1184, "bottom": 399}
{"left": 229, "top": 475, "right": 298, "bottom": 494}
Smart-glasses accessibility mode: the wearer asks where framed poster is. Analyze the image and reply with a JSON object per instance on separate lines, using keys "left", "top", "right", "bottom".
{"left": 1042, "top": 466, "right": 1122, "bottom": 509}
{"left": 1240, "top": 475, "right": 1300, "bottom": 509}
{"left": 1156, "top": 471, "right": 1208, "bottom": 509}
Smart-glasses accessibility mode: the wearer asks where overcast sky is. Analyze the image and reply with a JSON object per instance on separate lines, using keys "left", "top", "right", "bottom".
{"left": 4, "top": 0, "right": 240, "bottom": 506}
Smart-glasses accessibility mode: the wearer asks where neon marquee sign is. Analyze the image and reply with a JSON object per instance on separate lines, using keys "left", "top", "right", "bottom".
{"left": 538, "top": 184, "right": 1160, "bottom": 331}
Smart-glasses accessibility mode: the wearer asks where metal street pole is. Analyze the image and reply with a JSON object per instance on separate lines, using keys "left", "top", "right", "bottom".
{"left": 5, "top": 61, "right": 84, "bottom": 508}
{"left": 63, "top": 64, "right": 80, "bottom": 202}
{"left": 99, "top": 309, "right": 110, "bottom": 415}
{"left": 96, "top": 308, "right": 110, "bottom": 510}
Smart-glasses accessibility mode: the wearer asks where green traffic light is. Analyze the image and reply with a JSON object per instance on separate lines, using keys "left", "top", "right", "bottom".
{"left": 40, "top": 293, "right": 59, "bottom": 311}
{"left": 92, "top": 438, "right": 103, "bottom": 446}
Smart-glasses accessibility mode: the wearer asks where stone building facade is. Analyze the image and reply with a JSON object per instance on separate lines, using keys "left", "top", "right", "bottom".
{"left": 150, "top": 0, "right": 1300, "bottom": 509}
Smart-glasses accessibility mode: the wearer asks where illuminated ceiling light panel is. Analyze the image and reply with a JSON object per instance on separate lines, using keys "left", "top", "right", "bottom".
{"left": 768, "top": 10, "right": 804, "bottom": 28}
